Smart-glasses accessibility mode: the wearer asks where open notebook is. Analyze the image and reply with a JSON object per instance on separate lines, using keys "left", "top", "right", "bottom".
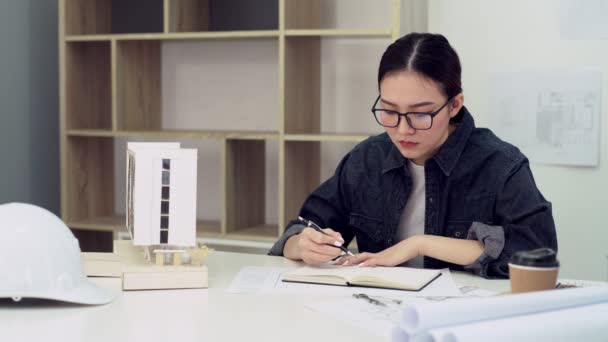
{"left": 282, "top": 266, "right": 441, "bottom": 291}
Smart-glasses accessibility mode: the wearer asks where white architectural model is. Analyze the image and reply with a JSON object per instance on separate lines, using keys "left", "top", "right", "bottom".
{"left": 126, "top": 142, "right": 198, "bottom": 265}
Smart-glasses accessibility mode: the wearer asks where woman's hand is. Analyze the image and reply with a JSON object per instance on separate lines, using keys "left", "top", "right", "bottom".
{"left": 338, "top": 235, "right": 424, "bottom": 267}
{"left": 337, "top": 234, "right": 485, "bottom": 267}
{"left": 284, "top": 227, "right": 345, "bottom": 266}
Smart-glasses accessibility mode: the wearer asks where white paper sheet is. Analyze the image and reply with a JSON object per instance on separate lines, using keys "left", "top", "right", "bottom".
{"left": 307, "top": 296, "right": 425, "bottom": 339}
{"left": 226, "top": 267, "right": 464, "bottom": 298}
{"left": 557, "top": 278, "right": 608, "bottom": 288}
{"left": 225, "top": 266, "right": 295, "bottom": 294}
{"left": 488, "top": 71, "right": 601, "bottom": 166}
{"left": 398, "top": 286, "right": 608, "bottom": 335}
{"left": 306, "top": 284, "right": 497, "bottom": 339}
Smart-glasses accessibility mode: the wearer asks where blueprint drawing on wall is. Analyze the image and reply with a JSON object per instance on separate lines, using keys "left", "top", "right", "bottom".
{"left": 488, "top": 71, "right": 601, "bottom": 167}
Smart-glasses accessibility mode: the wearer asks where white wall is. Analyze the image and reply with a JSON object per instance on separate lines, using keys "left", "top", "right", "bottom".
{"left": 429, "top": 0, "right": 608, "bottom": 280}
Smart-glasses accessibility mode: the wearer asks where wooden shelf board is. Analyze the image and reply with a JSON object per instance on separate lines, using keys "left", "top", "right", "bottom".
{"left": 284, "top": 133, "right": 372, "bottom": 142}
{"left": 66, "top": 129, "right": 374, "bottom": 142}
{"left": 67, "top": 129, "right": 280, "bottom": 140}
{"left": 284, "top": 29, "right": 392, "bottom": 37}
{"left": 65, "top": 30, "right": 280, "bottom": 42}
{"left": 68, "top": 215, "right": 223, "bottom": 237}
{"left": 114, "top": 129, "right": 279, "bottom": 140}
{"left": 196, "top": 220, "right": 222, "bottom": 237}
{"left": 66, "top": 129, "right": 115, "bottom": 137}
{"left": 226, "top": 224, "right": 279, "bottom": 242}
{"left": 65, "top": 36, "right": 112, "bottom": 42}
{"left": 68, "top": 215, "right": 125, "bottom": 232}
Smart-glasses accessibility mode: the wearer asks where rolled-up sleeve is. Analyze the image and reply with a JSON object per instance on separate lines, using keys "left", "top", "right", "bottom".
{"left": 268, "top": 223, "right": 306, "bottom": 256}
{"left": 466, "top": 160, "right": 557, "bottom": 278}
{"left": 464, "top": 222, "right": 505, "bottom": 277}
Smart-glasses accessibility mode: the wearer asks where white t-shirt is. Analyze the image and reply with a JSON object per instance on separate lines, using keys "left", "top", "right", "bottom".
{"left": 397, "top": 160, "right": 426, "bottom": 268}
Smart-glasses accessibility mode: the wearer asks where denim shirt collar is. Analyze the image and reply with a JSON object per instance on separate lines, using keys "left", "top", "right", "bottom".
{"left": 382, "top": 106, "right": 475, "bottom": 176}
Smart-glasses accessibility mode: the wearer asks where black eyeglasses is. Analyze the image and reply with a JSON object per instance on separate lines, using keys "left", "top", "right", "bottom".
{"left": 371, "top": 95, "right": 454, "bottom": 130}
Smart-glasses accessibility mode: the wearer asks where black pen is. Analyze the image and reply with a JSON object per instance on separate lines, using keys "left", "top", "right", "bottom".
{"left": 297, "top": 216, "right": 355, "bottom": 256}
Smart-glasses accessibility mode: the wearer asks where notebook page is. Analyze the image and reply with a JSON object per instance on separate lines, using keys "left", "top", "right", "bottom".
{"left": 285, "top": 266, "right": 440, "bottom": 289}
{"left": 284, "top": 265, "right": 361, "bottom": 281}
{"left": 349, "top": 267, "right": 441, "bottom": 289}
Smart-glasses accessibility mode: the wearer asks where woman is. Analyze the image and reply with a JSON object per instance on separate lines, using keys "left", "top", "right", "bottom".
{"left": 269, "top": 33, "right": 557, "bottom": 278}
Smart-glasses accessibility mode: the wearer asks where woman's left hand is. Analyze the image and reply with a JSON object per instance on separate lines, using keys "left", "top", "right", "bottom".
{"left": 337, "top": 235, "right": 425, "bottom": 267}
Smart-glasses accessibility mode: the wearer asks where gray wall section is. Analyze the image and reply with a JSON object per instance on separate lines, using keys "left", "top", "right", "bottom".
{"left": 0, "top": 1, "right": 31, "bottom": 205}
{"left": 0, "top": 1, "right": 59, "bottom": 215}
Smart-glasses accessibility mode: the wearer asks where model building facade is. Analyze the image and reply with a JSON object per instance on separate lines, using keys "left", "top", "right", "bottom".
{"left": 127, "top": 142, "right": 197, "bottom": 247}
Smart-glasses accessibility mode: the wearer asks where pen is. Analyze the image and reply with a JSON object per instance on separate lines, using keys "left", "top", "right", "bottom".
{"left": 297, "top": 216, "right": 355, "bottom": 257}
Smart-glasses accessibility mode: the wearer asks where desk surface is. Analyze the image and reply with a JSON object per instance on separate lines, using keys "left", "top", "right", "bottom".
{"left": 0, "top": 251, "right": 510, "bottom": 342}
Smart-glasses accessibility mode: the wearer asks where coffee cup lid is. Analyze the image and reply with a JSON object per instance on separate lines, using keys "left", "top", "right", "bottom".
{"left": 509, "top": 248, "right": 559, "bottom": 268}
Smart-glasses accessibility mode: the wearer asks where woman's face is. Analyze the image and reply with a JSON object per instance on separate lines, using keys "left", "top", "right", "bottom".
{"left": 378, "top": 70, "right": 464, "bottom": 165}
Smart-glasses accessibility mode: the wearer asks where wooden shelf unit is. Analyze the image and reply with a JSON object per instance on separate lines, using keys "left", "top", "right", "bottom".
{"left": 66, "top": 129, "right": 280, "bottom": 140}
{"left": 59, "top": 0, "right": 405, "bottom": 251}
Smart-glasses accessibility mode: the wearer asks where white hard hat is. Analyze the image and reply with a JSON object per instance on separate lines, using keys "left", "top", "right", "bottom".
{"left": 0, "top": 203, "right": 115, "bottom": 305}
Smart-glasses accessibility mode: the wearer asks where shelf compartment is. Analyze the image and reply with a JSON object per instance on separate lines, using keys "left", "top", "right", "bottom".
{"left": 283, "top": 0, "right": 319, "bottom": 30}
{"left": 116, "top": 40, "right": 162, "bottom": 131}
{"left": 281, "top": 2, "right": 395, "bottom": 136}
{"left": 169, "top": 0, "right": 278, "bottom": 33}
{"left": 225, "top": 224, "right": 279, "bottom": 242}
{"left": 318, "top": 37, "right": 388, "bottom": 135}
{"left": 64, "top": 0, "right": 163, "bottom": 35}
{"left": 162, "top": 39, "right": 279, "bottom": 132}
{"left": 112, "top": 0, "right": 164, "bottom": 34}
{"left": 284, "top": 36, "right": 320, "bottom": 134}
{"left": 168, "top": 0, "right": 210, "bottom": 32}
{"left": 65, "top": 137, "right": 115, "bottom": 224}
{"left": 196, "top": 220, "right": 223, "bottom": 238}
{"left": 282, "top": 141, "right": 320, "bottom": 231}
{"left": 224, "top": 139, "right": 278, "bottom": 238}
{"left": 117, "top": 39, "right": 280, "bottom": 134}
{"left": 65, "top": 42, "right": 111, "bottom": 130}
{"left": 281, "top": 141, "right": 357, "bottom": 230}
{"left": 64, "top": 0, "right": 111, "bottom": 35}
{"left": 283, "top": 36, "right": 389, "bottom": 135}
{"left": 284, "top": 0, "right": 393, "bottom": 31}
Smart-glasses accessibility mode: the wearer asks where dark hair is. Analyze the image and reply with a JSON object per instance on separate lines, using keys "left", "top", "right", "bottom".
{"left": 378, "top": 33, "right": 463, "bottom": 122}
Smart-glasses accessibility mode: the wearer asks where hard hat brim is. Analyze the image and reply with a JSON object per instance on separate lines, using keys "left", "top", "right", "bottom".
{"left": 0, "top": 279, "right": 115, "bottom": 305}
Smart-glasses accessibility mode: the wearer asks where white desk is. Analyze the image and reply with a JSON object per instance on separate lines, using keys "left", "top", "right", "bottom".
{"left": 0, "top": 251, "right": 510, "bottom": 342}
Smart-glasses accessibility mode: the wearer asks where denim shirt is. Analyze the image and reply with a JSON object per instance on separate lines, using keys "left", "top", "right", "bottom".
{"left": 269, "top": 107, "right": 557, "bottom": 279}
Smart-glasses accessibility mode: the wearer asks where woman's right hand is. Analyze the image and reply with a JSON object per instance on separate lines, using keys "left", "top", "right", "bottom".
{"left": 284, "top": 227, "right": 345, "bottom": 266}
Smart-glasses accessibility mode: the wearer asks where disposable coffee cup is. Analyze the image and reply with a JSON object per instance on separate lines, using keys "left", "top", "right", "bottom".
{"left": 508, "top": 248, "right": 559, "bottom": 294}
